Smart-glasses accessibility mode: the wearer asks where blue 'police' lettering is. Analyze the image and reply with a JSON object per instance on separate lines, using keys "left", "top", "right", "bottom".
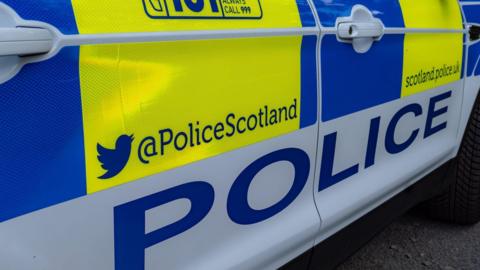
{"left": 227, "top": 148, "right": 310, "bottom": 225}
{"left": 319, "top": 132, "right": 359, "bottom": 191}
{"left": 424, "top": 91, "right": 452, "bottom": 138}
{"left": 319, "top": 91, "right": 452, "bottom": 191}
{"left": 112, "top": 92, "right": 454, "bottom": 269}
{"left": 365, "top": 116, "right": 381, "bottom": 169}
{"left": 385, "top": 104, "right": 423, "bottom": 154}
{"left": 114, "top": 181, "right": 214, "bottom": 270}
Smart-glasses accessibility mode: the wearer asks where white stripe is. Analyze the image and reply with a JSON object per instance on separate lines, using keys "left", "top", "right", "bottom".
{"left": 57, "top": 27, "right": 319, "bottom": 48}
{"left": 461, "top": 2, "right": 480, "bottom": 6}
{"left": 321, "top": 27, "right": 466, "bottom": 35}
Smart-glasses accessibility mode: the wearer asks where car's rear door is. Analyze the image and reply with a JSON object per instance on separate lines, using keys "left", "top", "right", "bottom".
{"left": 310, "top": 0, "right": 465, "bottom": 247}
{"left": 0, "top": 1, "right": 321, "bottom": 269}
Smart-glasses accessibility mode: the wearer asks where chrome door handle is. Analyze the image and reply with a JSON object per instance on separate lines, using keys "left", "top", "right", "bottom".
{"left": 0, "top": 27, "right": 54, "bottom": 56}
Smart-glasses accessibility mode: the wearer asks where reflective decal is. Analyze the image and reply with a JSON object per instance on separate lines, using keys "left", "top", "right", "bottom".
{"left": 73, "top": 0, "right": 317, "bottom": 193}
{"left": 311, "top": 0, "right": 405, "bottom": 28}
{"left": 80, "top": 36, "right": 317, "bottom": 193}
{"left": 320, "top": 34, "right": 404, "bottom": 121}
{"left": 314, "top": 0, "right": 463, "bottom": 121}
{"left": 1, "top": 0, "right": 79, "bottom": 34}
{"left": 400, "top": 0, "right": 463, "bottom": 97}
{"left": 319, "top": 90, "right": 453, "bottom": 191}
{"left": 0, "top": 1, "right": 86, "bottom": 223}
{"left": 114, "top": 147, "right": 309, "bottom": 270}
{"left": 460, "top": 4, "right": 480, "bottom": 25}
{"left": 0, "top": 0, "right": 316, "bottom": 219}
{"left": 142, "top": 0, "right": 263, "bottom": 20}
{"left": 71, "top": 0, "right": 314, "bottom": 33}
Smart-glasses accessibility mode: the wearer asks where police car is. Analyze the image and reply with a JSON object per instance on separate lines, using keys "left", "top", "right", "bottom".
{"left": 0, "top": 0, "right": 479, "bottom": 269}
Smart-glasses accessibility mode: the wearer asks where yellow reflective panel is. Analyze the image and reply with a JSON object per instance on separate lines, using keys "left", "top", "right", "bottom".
{"left": 80, "top": 37, "right": 303, "bottom": 193}
{"left": 400, "top": 0, "right": 463, "bottom": 97}
{"left": 399, "top": 0, "right": 463, "bottom": 29}
{"left": 401, "top": 33, "right": 463, "bottom": 97}
{"left": 71, "top": 0, "right": 303, "bottom": 34}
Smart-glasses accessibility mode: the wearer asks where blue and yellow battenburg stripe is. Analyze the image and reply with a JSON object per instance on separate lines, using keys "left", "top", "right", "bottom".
{"left": 72, "top": 0, "right": 318, "bottom": 193}
{"left": 0, "top": 0, "right": 316, "bottom": 221}
{"left": 0, "top": 0, "right": 468, "bottom": 222}
{"left": 315, "top": 0, "right": 464, "bottom": 121}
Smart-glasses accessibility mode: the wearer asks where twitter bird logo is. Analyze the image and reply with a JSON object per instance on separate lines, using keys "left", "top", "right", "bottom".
{"left": 97, "top": 134, "right": 134, "bottom": 179}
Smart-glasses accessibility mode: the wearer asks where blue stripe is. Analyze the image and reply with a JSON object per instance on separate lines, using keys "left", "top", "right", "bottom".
{"left": 321, "top": 34, "right": 404, "bottom": 121}
{"left": 296, "top": 0, "right": 317, "bottom": 127}
{"left": 296, "top": 0, "right": 316, "bottom": 27}
{"left": 463, "top": 5, "right": 480, "bottom": 25}
{"left": 0, "top": 47, "right": 86, "bottom": 223}
{"left": 2, "top": 0, "right": 79, "bottom": 35}
{"left": 0, "top": 2, "right": 84, "bottom": 223}
{"left": 311, "top": 0, "right": 404, "bottom": 28}
{"left": 300, "top": 36, "right": 318, "bottom": 128}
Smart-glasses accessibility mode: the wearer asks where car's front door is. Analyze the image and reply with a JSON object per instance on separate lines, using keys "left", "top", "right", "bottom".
{"left": 310, "top": 0, "right": 465, "bottom": 252}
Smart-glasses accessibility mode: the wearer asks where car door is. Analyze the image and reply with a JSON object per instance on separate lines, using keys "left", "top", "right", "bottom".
{"left": 310, "top": 0, "right": 465, "bottom": 246}
{"left": 0, "top": 1, "right": 321, "bottom": 269}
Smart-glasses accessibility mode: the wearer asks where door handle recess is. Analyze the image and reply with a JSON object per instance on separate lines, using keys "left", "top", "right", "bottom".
{"left": 0, "top": 27, "right": 54, "bottom": 56}
{"left": 337, "top": 22, "right": 383, "bottom": 40}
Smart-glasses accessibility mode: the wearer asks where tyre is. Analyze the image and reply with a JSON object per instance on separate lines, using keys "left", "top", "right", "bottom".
{"left": 426, "top": 94, "right": 480, "bottom": 225}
